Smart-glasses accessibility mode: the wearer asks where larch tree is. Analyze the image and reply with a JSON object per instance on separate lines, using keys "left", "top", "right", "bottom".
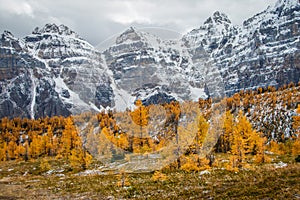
{"left": 45, "top": 125, "right": 54, "bottom": 156}
{"left": 130, "top": 99, "right": 149, "bottom": 146}
{"left": 195, "top": 114, "right": 209, "bottom": 154}
{"left": 0, "top": 142, "right": 7, "bottom": 161}
{"left": 7, "top": 140, "right": 18, "bottom": 160}
{"left": 69, "top": 147, "right": 93, "bottom": 170}
{"left": 16, "top": 143, "right": 25, "bottom": 160}
{"left": 59, "top": 117, "right": 81, "bottom": 158}
{"left": 116, "top": 133, "right": 129, "bottom": 151}
{"left": 98, "top": 127, "right": 113, "bottom": 162}
{"left": 230, "top": 111, "right": 257, "bottom": 168}
{"left": 292, "top": 104, "right": 300, "bottom": 156}
{"left": 85, "top": 126, "right": 99, "bottom": 156}
{"left": 60, "top": 118, "right": 93, "bottom": 170}
{"left": 217, "top": 111, "right": 234, "bottom": 153}
{"left": 253, "top": 133, "right": 270, "bottom": 164}
{"left": 292, "top": 104, "right": 300, "bottom": 134}
{"left": 165, "top": 101, "right": 181, "bottom": 168}
{"left": 223, "top": 111, "right": 234, "bottom": 152}
{"left": 29, "top": 135, "right": 43, "bottom": 159}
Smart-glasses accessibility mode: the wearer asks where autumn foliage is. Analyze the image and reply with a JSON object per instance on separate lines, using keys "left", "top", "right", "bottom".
{"left": 0, "top": 83, "right": 299, "bottom": 172}
{"left": 0, "top": 116, "right": 92, "bottom": 170}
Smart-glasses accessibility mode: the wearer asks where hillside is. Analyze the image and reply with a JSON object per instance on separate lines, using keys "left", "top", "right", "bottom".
{"left": 0, "top": 84, "right": 299, "bottom": 166}
{"left": 0, "top": 81, "right": 299, "bottom": 199}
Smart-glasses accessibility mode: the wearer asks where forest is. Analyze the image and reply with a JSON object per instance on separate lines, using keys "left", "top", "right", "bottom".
{"left": 0, "top": 83, "right": 300, "bottom": 199}
{"left": 0, "top": 83, "right": 299, "bottom": 172}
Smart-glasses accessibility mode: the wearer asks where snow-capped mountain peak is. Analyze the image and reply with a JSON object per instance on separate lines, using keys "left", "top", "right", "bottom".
{"left": 25, "top": 23, "right": 96, "bottom": 60}
{"left": 1, "top": 30, "right": 26, "bottom": 52}
{"left": 201, "top": 11, "right": 233, "bottom": 35}
{"left": 115, "top": 27, "right": 142, "bottom": 44}
{"left": 115, "top": 27, "right": 161, "bottom": 48}
{"left": 182, "top": 11, "right": 236, "bottom": 51}
{"left": 1, "top": 30, "right": 15, "bottom": 40}
{"left": 272, "top": 0, "right": 300, "bottom": 18}
{"left": 32, "top": 23, "right": 79, "bottom": 38}
{"left": 275, "top": 0, "right": 299, "bottom": 9}
{"left": 204, "top": 11, "right": 231, "bottom": 25}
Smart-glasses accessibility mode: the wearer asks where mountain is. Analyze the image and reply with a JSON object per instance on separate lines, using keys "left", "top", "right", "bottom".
{"left": 104, "top": 27, "right": 207, "bottom": 109}
{"left": 0, "top": 0, "right": 299, "bottom": 119}
{"left": 183, "top": 0, "right": 300, "bottom": 95}
{"left": 0, "top": 24, "right": 114, "bottom": 118}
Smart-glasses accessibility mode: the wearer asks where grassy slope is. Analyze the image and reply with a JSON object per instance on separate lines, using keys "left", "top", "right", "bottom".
{"left": 0, "top": 156, "right": 299, "bottom": 200}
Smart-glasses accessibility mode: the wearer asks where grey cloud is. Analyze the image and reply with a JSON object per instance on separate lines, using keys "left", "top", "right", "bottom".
{"left": 0, "top": 0, "right": 277, "bottom": 45}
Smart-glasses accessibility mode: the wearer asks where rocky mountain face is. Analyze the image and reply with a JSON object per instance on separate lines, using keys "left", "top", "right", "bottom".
{"left": 0, "top": 30, "right": 67, "bottom": 119}
{"left": 0, "top": 24, "right": 113, "bottom": 118}
{"left": 103, "top": 27, "right": 207, "bottom": 109}
{"left": 0, "top": 0, "right": 299, "bottom": 118}
{"left": 183, "top": 0, "right": 300, "bottom": 95}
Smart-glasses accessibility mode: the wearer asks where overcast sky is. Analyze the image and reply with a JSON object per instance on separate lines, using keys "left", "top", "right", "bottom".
{"left": 0, "top": 0, "right": 277, "bottom": 45}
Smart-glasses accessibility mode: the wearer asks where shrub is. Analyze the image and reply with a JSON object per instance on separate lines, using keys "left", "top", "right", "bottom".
{"left": 151, "top": 171, "right": 167, "bottom": 182}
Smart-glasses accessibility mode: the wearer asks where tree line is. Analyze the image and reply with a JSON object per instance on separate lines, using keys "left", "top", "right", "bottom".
{"left": 0, "top": 83, "right": 299, "bottom": 171}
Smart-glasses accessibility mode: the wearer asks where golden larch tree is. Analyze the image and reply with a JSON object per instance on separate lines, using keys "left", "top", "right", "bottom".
{"left": 292, "top": 105, "right": 300, "bottom": 155}
{"left": 130, "top": 99, "right": 149, "bottom": 147}
{"left": 230, "top": 111, "right": 257, "bottom": 168}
